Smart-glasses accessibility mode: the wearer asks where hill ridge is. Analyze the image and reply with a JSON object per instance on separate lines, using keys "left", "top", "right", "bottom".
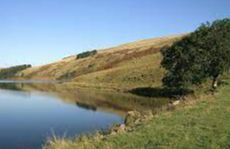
{"left": 17, "top": 34, "right": 185, "bottom": 89}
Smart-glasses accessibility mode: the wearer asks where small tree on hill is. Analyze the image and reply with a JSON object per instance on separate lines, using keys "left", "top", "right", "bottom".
{"left": 161, "top": 18, "right": 230, "bottom": 89}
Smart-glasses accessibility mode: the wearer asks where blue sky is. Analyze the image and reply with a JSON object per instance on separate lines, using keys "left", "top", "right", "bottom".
{"left": 0, "top": 0, "right": 229, "bottom": 67}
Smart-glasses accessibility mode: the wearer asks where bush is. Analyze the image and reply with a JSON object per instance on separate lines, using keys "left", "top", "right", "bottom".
{"left": 76, "top": 50, "right": 97, "bottom": 59}
{"left": 0, "top": 64, "right": 32, "bottom": 79}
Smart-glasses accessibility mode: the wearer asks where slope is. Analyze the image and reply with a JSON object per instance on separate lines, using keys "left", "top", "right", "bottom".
{"left": 19, "top": 34, "right": 185, "bottom": 89}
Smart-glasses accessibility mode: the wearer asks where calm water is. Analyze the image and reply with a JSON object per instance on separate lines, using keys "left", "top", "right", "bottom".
{"left": 0, "top": 81, "right": 169, "bottom": 149}
{"left": 0, "top": 81, "right": 124, "bottom": 149}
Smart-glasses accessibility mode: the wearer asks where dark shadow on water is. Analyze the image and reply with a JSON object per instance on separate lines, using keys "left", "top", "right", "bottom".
{"left": 129, "top": 87, "right": 194, "bottom": 98}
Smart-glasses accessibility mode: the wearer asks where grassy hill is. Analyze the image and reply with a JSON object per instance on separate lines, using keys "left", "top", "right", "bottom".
{"left": 18, "top": 34, "right": 185, "bottom": 89}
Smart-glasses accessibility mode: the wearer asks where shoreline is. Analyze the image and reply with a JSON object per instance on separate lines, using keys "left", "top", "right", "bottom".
{"left": 44, "top": 82, "right": 224, "bottom": 149}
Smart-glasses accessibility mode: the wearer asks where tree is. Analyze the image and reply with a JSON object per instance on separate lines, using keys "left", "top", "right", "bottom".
{"left": 203, "top": 19, "right": 230, "bottom": 88}
{"left": 161, "top": 18, "right": 230, "bottom": 89}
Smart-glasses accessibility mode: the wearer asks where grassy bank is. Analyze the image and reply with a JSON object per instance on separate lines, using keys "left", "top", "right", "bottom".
{"left": 44, "top": 80, "right": 230, "bottom": 149}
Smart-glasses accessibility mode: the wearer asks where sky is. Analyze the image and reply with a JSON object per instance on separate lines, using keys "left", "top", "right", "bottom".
{"left": 0, "top": 0, "right": 229, "bottom": 67}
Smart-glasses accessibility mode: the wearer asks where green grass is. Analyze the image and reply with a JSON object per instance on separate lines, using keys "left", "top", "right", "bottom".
{"left": 44, "top": 81, "right": 230, "bottom": 149}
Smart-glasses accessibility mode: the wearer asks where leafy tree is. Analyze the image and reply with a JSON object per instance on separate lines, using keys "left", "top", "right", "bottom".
{"left": 203, "top": 19, "right": 230, "bottom": 88}
{"left": 161, "top": 18, "right": 230, "bottom": 89}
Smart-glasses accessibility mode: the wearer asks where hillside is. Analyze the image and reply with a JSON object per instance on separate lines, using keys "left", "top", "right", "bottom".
{"left": 18, "top": 34, "right": 185, "bottom": 89}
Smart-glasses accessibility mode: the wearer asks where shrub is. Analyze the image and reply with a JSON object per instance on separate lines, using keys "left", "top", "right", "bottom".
{"left": 0, "top": 64, "right": 32, "bottom": 79}
{"left": 76, "top": 50, "right": 97, "bottom": 59}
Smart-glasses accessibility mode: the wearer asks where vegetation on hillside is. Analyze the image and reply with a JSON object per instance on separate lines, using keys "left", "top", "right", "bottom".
{"left": 17, "top": 35, "right": 183, "bottom": 84}
{"left": 76, "top": 50, "right": 97, "bottom": 59}
{"left": 0, "top": 64, "right": 31, "bottom": 79}
{"left": 161, "top": 18, "right": 230, "bottom": 89}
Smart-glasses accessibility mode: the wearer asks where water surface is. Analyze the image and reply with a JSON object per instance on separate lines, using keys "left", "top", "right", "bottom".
{"left": 0, "top": 82, "right": 123, "bottom": 149}
{"left": 0, "top": 81, "right": 169, "bottom": 149}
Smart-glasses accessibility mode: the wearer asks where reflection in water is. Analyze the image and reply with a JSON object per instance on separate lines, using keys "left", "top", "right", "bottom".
{"left": 0, "top": 82, "right": 124, "bottom": 149}
{"left": 0, "top": 82, "right": 170, "bottom": 116}
{"left": 0, "top": 81, "right": 169, "bottom": 149}
{"left": 0, "top": 82, "right": 24, "bottom": 91}
{"left": 76, "top": 102, "right": 97, "bottom": 111}
{"left": 3, "top": 82, "right": 169, "bottom": 115}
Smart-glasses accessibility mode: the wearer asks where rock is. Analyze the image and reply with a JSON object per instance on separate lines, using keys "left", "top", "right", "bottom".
{"left": 172, "top": 100, "right": 180, "bottom": 106}
{"left": 110, "top": 123, "right": 126, "bottom": 134}
{"left": 94, "top": 132, "right": 104, "bottom": 140}
{"left": 125, "top": 111, "right": 141, "bottom": 126}
{"left": 110, "top": 130, "right": 117, "bottom": 135}
{"left": 117, "top": 124, "right": 126, "bottom": 133}
{"left": 134, "top": 118, "right": 141, "bottom": 124}
{"left": 143, "top": 111, "right": 154, "bottom": 120}
{"left": 119, "top": 124, "right": 126, "bottom": 131}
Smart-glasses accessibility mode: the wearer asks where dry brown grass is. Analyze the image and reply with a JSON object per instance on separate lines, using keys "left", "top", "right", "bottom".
{"left": 19, "top": 34, "right": 185, "bottom": 89}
